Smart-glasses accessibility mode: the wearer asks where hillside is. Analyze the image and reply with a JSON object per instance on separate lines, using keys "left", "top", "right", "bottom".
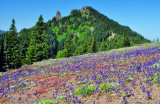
{"left": 0, "top": 42, "right": 160, "bottom": 104}
{"left": 0, "top": 30, "right": 6, "bottom": 34}
{"left": 0, "top": 6, "right": 151, "bottom": 71}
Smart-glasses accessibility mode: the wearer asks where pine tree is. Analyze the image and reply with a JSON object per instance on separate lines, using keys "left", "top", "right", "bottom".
{"left": 82, "top": 36, "right": 89, "bottom": 53}
{"left": 87, "top": 35, "right": 93, "bottom": 53}
{"left": 26, "top": 15, "right": 49, "bottom": 64}
{"left": 36, "top": 14, "right": 46, "bottom": 37}
{"left": 92, "top": 35, "right": 97, "bottom": 53}
{"left": 135, "top": 34, "right": 141, "bottom": 44}
{"left": 63, "top": 33, "right": 74, "bottom": 57}
{"left": 4, "top": 18, "right": 21, "bottom": 70}
{"left": 26, "top": 31, "right": 49, "bottom": 64}
{"left": 0, "top": 40, "right": 5, "bottom": 72}
{"left": 99, "top": 38, "right": 105, "bottom": 51}
{"left": 122, "top": 30, "right": 130, "bottom": 47}
{"left": 73, "top": 34, "right": 78, "bottom": 47}
{"left": 46, "top": 29, "right": 58, "bottom": 58}
{"left": 73, "top": 45, "right": 83, "bottom": 56}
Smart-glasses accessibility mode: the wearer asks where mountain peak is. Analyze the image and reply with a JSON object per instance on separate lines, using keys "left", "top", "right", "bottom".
{"left": 0, "top": 30, "right": 6, "bottom": 34}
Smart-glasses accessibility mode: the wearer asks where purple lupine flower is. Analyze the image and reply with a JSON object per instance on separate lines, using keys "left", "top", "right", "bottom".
{"left": 122, "top": 96, "right": 127, "bottom": 103}
{"left": 78, "top": 100, "right": 81, "bottom": 104}
{"left": 146, "top": 90, "right": 152, "bottom": 97}
{"left": 75, "top": 96, "right": 78, "bottom": 100}
{"left": 114, "top": 87, "right": 120, "bottom": 93}
{"left": 73, "top": 100, "right": 76, "bottom": 104}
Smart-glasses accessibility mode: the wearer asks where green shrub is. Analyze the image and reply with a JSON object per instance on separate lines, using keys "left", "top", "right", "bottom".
{"left": 145, "top": 75, "right": 160, "bottom": 84}
{"left": 126, "top": 77, "right": 134, "bottom": 82}
{"left": 76, "top": 81, "right": 86, "bottom": 85}
{"left": 151, "top": 75, "right": 160, "bottom": 84}
{"left": 99, "top": 82, "right": 120, "bottom": 92}
{"left": 74, "top": 85, "right": 95, "bottom": 97}
{"left": 34, "top": 99, "right": 57, "bottom": 104}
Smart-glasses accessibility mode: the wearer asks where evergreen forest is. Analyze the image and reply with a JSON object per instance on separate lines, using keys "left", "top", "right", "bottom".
{"left": 0, "top": 6, "right": 151, "bottom": 72}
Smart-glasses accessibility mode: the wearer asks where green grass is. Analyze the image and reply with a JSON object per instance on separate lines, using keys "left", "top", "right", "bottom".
{"left": 74, "top": 85, "right": 95, "bottom": 97}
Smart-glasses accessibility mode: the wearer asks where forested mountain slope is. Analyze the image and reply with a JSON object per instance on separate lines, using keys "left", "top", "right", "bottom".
{"left": 0, "top": 6, "right": 150, "bottom": 71}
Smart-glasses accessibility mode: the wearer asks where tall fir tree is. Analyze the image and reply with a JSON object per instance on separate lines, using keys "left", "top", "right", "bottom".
{"left": 63, "top": 33, "right": 74, "bottom": 57}
{"left": 26, "top": 31, "right": 49, "bottom": 64}
{"left": 0, "top": 40, "right": 5, "bottom": 72}
{"left": 46, "top": 29, "right": 58, "bottom": 58}
{"left": 122, "top": 30, "right": 130, "bottom": 47}
{"left": 99, "top": 38, "right": 105, "bottom": 51}
{"left": 36, "top": 14, "right": 46, "bottom": 37}
{"left": 92, "top": 34, "right": 97, "bottom": 53}
{"left": 135, "top": 34, "right": 141, "bottom": 44}
{"left": 26, "top": 15, "right": 48, "bottom": 64}
{"left": 4, "top": 18, "right": 21, "bottom": 70}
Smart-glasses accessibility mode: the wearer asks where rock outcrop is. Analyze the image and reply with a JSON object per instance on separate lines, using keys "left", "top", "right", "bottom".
{"left": 80, "top": 7, "right": 90, "bottom": 14}
{"left": 56, "top": 10, "right": 61, "bottom": 20}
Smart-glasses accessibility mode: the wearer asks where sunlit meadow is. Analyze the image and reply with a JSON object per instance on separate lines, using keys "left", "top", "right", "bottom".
{"left": 0, "top": 42, "right": 160, "bottom": 104}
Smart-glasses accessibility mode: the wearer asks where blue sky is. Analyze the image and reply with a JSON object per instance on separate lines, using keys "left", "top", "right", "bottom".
{"left": 0, "top": 0, "right": 160, "bottom": 41}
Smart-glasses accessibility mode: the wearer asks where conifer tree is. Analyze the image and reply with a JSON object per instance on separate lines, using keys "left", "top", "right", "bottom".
{"left": 135, "top": 34, "right": 141, "bottom": 44}
{"left": 4, "top": 18, "right": 21, "bottom": 70}
{"left": 99, "top": 38, "right": 105, "bottom": 51}
{"left": 46, "top": 29, "right": 58, "bottom": 58}
{"left": 36, "top": 14, "right": 46, "bottom": 37}
{"left": 0, "top": 40, "right": 5, "bottom": 72}
{"left": 26, "top": 31, "right": 49, "bottom": 64}
{"left": 87, "top": 35, "right": 93, "bottom": 53}
{"left": 63, "top": 33, "right": 74, "bottom": 57}
{"left": 26, "top": 15, "right": 48, "bottom": 64}
{"left": 122, "top": 30, "right": 130, "bottom": 47}
{"left": 73, "top": 45, "right": 83, "bottom": 56}
{"left": 92, "top": 35, "right": 97, "bottom": 53}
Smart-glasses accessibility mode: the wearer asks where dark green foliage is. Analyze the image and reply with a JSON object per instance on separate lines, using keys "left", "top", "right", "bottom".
{"left": 46, "top": 29, "right": 58, "bottom": 58}
{"left": 19, "top": 28, "right": 30, "bottom": 64}
{"left": 0, "top": 39, "right": 5, "bottom": 72}
{"left": 26, "top": 15, "right": 48, "bottom": 64}
{"left": 62, "top": 33, "right": 74, "bottom": 57}
{"left": 4, "top": 19, "right": 21, "bottom": 69}
{"left": 99, "top": 38, "right": 105, "bottom": 51}
{"left": 36, "top": 14, "right": 46, "bottom": 36}
{"left": 26, "top": 31, "right": 49, "bottom": 64}
{"left": 122, "top": 30, "right": 131, "bottom": 47}
{"left": 135, "top": 34, "right": 141, "bottom": 44}
{"left": 92, "top": 35, "right": 97, "bottom": 53}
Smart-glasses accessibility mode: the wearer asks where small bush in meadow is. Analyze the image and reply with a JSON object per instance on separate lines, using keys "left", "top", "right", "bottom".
{"left": 35, "top": 99, "right": 57, "bottom": 104}
{"left": 74, "top": 85, "right": 95, "bottom": 97}
{"left": 99, "top": 82, "right": 120, "bottom": 92}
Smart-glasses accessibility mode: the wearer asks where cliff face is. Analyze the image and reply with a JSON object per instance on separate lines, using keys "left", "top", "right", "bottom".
{"left": 56, "top": 10, "right": 61, "bottom": 20}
